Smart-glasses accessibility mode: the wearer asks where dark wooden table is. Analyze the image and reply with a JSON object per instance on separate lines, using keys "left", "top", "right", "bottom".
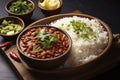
{"left": 0, "top": 0, "right": 120, "bottom": 80}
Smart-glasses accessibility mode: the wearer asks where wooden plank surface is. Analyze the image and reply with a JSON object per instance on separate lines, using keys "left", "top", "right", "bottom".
{"left": 0, "top": 10, "right": 120, "bottom": 80}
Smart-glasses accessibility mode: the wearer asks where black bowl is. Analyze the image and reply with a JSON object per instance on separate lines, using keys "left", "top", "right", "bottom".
{"left": 5, "top": 0, "right": 35, "bottom": 21}
{"left": 16, "top": 25, "right": 72, "bottom": 70}
{"left": 38, "top": 0, "right": 63, "bottom": 16}
{"left": 0, "top": 16, "right": 25, "bottom": 39}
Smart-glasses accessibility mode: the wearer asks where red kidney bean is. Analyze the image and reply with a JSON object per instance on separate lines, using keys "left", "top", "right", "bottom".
{"left": 9, "top": 51, "right": 21, "bottom": 62}
{"left": 30, "top": 29, "right": 36, "bottom": 32}
{"left": 62, "top": 41, "right": 66, "bottom": 46}
{"left": 46, "top": 50, "right": 53, "bottom": 55}
{"left": 27, "top": 53, "right": 31, "bottom": 57}
{"left": 0, "top": 41, "right": 11, "bottom": 48}
{"left": 46, "top": 54, "right": 51, "bottom": 58}
{"left": 31, "top": 54, "right": 36, "bottom": 58}
{"left": 31, "top": 31, "right": 37, "bottom": 36}
{"left": 61, "top": 35, "right": 66, "bottom": 41}
{"left": 26, "top": 46, "right": 32, "bottom": 54}
{"left": 49, "top": 29, "right": 54, "bottom": 33}
{"left": 58, "top": 48, "right": 62, "bottom": 53}
{"left": 41, "top": 55, "right": 45, "bottom": 59}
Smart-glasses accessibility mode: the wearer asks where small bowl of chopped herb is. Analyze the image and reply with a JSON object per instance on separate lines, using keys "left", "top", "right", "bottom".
{"left": 5, "top": 0, "right": 35, "bottom": 20}
{"left": 0, "top": 16, "right": 25, "bottom": 39}
{"left": 16, "top": 25, "right": 72, "bottom": 70}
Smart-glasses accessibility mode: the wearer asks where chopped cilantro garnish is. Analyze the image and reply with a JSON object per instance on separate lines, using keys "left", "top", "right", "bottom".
{"left": 70, "top": 20, "right": 96, "bottom": 40}
{"left": 37, "top": 29, "right": 58, "bottom": 49}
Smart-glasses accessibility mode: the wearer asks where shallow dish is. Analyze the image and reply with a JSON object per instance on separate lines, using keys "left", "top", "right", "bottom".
{"left": 23, "top": 13, "right": 112, "bottom": 74}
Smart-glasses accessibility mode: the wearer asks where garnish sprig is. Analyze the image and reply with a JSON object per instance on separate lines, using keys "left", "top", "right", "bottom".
{"left": 37, "top": 29, "right": 58, "bottom": 49}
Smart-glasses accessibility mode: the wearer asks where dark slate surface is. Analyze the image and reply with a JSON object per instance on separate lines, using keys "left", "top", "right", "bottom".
{"left": 0, "top": 0, "right": 120, "bottom": 80}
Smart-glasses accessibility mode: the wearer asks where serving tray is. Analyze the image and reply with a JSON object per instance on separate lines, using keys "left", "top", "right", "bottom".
{"left": 0, "top": 10, "right": 120, "bottom": 80}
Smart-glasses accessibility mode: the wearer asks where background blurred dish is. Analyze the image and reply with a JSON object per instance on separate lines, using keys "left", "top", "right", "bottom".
{"left": 38, "top": 0, "right": 63, "bottom": 16}
{"left": 0, "top": 16, "right": 25, "bottom": 39}
{"left": 5, "top": 0, "right": 35, "bottom": 21}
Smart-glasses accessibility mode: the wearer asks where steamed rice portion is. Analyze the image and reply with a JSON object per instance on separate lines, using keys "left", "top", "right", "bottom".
{"left": 50, "top": 16, "right": 108, "bottom": 67}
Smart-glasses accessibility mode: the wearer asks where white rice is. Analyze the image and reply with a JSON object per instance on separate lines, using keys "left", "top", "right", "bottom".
{"left": 49, "top": 16, "right": 108, "bottom": 68}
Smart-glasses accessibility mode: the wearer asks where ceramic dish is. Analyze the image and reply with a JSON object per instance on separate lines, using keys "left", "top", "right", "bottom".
{"left": 38, "top": 0, "right": 63, "bottom": 16}
{"left": 17, "top": 25, "right": 72, "bottom": 70}
{"left": 5, "top": 0, "right": 35, "bottom": 20}
{"left": 22, "top": 13, "right": 113, "bottom": 75}
{"left": 0, "top": 16, "right": 25, "bottom": 39}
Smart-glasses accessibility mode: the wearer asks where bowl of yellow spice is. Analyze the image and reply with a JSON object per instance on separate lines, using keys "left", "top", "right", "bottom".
{"left": 38, "top": 0, "right": 63, "bottom": 16}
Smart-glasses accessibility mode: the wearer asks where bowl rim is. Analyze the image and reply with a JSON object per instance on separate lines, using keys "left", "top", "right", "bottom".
{"left": 24, "top": 13, "right": 113, "bottom": 73}
{"left": 0, "top": 16, "right": 25, "bottom": 37}
{"left": 38, "top": 0, "right": 63, "bottom": 11}
{"left": 16, "top": 25, "right": 72, "bottom": 61}
{"left": 5, "top": 0, "right": 35, "bottom": 15}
